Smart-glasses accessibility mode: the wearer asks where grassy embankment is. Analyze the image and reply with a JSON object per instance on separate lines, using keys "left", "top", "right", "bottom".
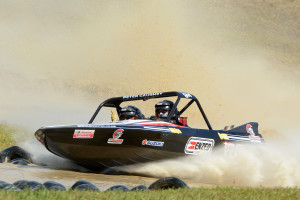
{"left": 0, "top": 187, "right": 299, "bottom": 200}
{"left": 0, "top": 123, "right": 16, "bottom": 150}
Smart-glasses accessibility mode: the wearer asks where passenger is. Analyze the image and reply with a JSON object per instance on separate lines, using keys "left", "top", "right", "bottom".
{"left": 119, "top": 105, "right": 145, "bottom": 120}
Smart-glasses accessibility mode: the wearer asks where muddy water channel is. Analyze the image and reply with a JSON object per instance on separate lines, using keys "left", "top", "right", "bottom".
{"left": 0, "top": 163, "right": 209, "bottom": 190}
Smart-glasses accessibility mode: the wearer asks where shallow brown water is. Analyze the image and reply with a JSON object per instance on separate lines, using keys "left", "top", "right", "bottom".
{"left": 0, "top": 163, "right": 211, "bottom": 190}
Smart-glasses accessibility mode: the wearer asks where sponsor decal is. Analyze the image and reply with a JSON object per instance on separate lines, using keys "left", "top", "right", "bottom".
{"left": 185, "top": 137, "right": 214, "bottom": 155}
{"left": 107, "top": 129, "right": 124, "bottom": 144}
{"left": 169, "top": 128, "right": 182, "bottom": 134}
{"left": 134, "top": 120, "right": 184, "bottom": 127}
{"left": 218, "top": 132, "right": 230, "bottom": 140}
{"left": 77, "top": 124, "right": 116, "bottom": 128}
{"left": 123, "top": 92, "right": 163, "bottom": 99}
{"left": 142, "top": 139, "right": 164, "bottom": 147}
{"left": 73, "top": 129, "right": 95, "bottom": 139}
{"left": 246, "top": 124, "right": 260, "bottom": 139}
{"left": 134, "top": 121, "right": 182, "bottom": 127}
{"left": 182, "top": 92, "right": 193, "bottom": 98}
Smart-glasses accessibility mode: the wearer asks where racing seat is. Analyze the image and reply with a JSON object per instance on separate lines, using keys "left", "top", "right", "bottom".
{"left": 179, "top": 117, "right": 188, "bottom": 126}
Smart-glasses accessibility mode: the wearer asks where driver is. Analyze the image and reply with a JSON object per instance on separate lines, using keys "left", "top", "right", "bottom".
{"left": 119, "top": 105, "right": 145, "bottom": 120}
{"left": 155, "top": 100, "right": 187, "bottom": 126}
{"left": 155, "top": 100, "right": 175, "bottom": 119}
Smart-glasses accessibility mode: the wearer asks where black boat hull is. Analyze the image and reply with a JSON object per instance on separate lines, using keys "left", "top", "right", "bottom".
{"left": 35, "top": 121, "right": 263, "bottom": 171}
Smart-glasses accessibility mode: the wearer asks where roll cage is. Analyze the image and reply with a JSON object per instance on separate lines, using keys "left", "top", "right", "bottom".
{"left": 88, "top": 91, "right": 213, "bottom": 130}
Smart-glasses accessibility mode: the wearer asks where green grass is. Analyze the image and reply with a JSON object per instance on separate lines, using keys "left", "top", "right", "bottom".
{"left": 0, "top": 187, "right": 299, "bottom": 200}
{"left": 0, "top": 123, "right": 16, "bottom": 150}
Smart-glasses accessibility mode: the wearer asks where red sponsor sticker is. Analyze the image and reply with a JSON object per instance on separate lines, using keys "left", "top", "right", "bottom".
{"left": 73, "top": 129, "right": 95, "bottom": 139}
{"left": 107, "top": 129, "right": 124, "bottom": 144}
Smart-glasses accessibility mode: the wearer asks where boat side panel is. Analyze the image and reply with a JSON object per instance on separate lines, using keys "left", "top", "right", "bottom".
{"left": 39, "top": 124, "right": 259, "bottom": 170}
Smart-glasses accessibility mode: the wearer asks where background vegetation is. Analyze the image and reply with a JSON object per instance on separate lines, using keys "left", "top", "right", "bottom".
{"left": 0, "top": 123, "right": 16, "bottom": 150}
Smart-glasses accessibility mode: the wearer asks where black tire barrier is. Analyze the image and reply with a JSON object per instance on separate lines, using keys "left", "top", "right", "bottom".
{"left": 106, "top": 185, "right": 130, "bottom": 192}
{"left": 13, "top": 180, "right": 44, "bottom": 191}
{"left": 74, "top": 184, "right": 100, "bottom": 191}
{"left": 148, "top": 177, "right": 189, "bottom": 190}
{"left": 3, "top": 185, "right": 21, "bottom": 192}
{"left": 10, "top": 158, "right": 30, "bottom": 166}
{"left": 0, "top": 180, "right": 11, "bottom": 189}
{"left": 0, "top": 177, "right": 189, "bottom": 192}
{"left": 71, "top": 180, "right": 93, "bottom": 190}
{"left": 13, "top": 180, "right": 30, "bottom": 190}
{"left": 131, "top": 185, "right": 149, "bottom": 191}
{"left": 43, "top": 181, "right": 66, "bottom": 191}
{"left": 0, "top": 146, "right": 32, "bottom": 163}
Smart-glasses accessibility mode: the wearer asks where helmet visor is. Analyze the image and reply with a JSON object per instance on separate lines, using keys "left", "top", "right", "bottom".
{"left": 156, "top": 109, "right": 169, "bottom": 114}
{"left": 119, "top": 111, "right": 136, "bottom": 120}
{"left": 120, "top": 115, "right": 135, "bottom": 120}
{"left": 156, "top": 109, "right": 170, "bottom": 118}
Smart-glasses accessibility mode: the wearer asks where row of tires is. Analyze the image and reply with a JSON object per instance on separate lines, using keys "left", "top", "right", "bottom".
{"left": 0, "top": 177, "right": 189, "bottom": 192}
{"left": 0, "top": 146, "right": 189, "bottom": 192}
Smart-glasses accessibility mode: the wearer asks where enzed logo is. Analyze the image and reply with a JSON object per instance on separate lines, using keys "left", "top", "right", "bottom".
{"left": 107, "top": 129, "right": 124, "bottom": 144}
{"left": 184, "top": 137, "right": 214, "bottom": 155}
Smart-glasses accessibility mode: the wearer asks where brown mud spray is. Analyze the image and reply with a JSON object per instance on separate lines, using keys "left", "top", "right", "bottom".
{"left": 0, "top": 1, "right": 299, "bottom": 186}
